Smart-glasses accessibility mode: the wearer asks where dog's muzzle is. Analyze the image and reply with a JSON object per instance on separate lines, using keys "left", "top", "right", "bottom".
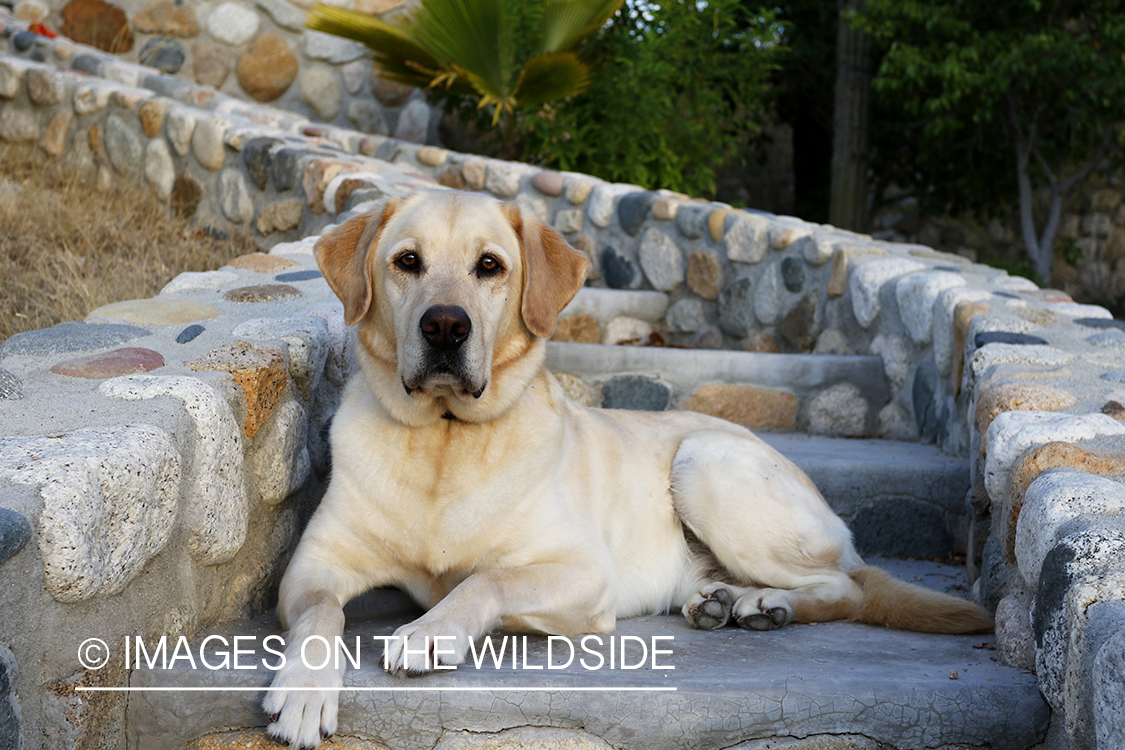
{"left": 402, "top": 305, "right": 486, "bottom": 399}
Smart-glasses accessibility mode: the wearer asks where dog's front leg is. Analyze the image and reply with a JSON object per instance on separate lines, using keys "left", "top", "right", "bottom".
{"left": 263, "top": 542, "right": 375, "bottom": 748}
{"left": 384, "top": 561, "right": 613, "bottom": 675}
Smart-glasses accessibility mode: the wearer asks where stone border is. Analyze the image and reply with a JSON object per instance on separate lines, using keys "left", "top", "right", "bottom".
{"left": 2, "top": 17, "right": 1125, "bottom": 750}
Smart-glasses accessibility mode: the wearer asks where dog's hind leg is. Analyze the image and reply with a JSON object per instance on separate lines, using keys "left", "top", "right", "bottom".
{"left": 672, "top": 431, "right": 866, "bottom": 629}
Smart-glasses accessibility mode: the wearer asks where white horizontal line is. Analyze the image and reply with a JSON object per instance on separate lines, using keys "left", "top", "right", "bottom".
{"left": 76, "top": 686, "right": 677, "bottom": 692}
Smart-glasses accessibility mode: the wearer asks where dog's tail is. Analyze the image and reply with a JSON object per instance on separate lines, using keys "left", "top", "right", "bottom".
{"left": 847, "top": 566, "right": 994, "bottom": 634}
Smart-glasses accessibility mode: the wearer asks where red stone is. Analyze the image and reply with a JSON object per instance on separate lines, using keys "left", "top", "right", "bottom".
{"left": 61, "top": 0, "right": 133, "bottom": 53}
{"left": 51, "top": 348, "right": 164, "bottom": 379}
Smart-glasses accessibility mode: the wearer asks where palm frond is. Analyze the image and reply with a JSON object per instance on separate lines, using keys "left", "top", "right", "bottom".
{"left": 411, "top": 0, "right": 511, "bottom": 100}
{"left": 538, "top": 0, "right": 624, "bottom": 54}
{"left": 513, "top": 52, "right": 591, "bottom": 107}
{"left": 306, "top": 4, "right": 442, "bottom": 71}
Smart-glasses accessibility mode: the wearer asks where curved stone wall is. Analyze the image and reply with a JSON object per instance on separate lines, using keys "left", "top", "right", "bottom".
{"left": 6, "top": 0, "right": 439, "bottom": 143}
{"left": 1, "top": 16, "right": 1124, "bottom": 750}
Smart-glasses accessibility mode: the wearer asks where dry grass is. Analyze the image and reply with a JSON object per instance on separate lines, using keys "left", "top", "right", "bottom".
{"left": 0, "top": 144, "right": 256, "bottom": 344}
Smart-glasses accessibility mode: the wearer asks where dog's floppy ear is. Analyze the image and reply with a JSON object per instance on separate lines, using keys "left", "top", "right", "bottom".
{"left": 508, "top": 205, "right": 590, "bottom": 339}
{"left": 315, "top": 199, "right": 398, "bottom": 326}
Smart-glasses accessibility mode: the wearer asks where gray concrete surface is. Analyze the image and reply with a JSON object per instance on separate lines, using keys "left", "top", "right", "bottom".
{"left": 126, "top": 560, "right": 1047, "bottom": 750}
{"left": 759, "top": 434, "right": 970, "bottom": 557}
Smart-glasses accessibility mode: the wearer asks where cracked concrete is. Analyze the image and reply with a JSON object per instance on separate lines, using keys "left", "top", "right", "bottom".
{"left": 127, "top": 562, "right": 1047, "bottom": 750}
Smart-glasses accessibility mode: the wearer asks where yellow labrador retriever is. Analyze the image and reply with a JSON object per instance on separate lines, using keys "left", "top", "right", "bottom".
{"left": 264, "top": 190, "right": 991, "bottom": 747}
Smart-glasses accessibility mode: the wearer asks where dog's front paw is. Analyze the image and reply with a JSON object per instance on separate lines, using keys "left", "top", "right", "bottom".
{"left": 263, "top": 658, "right": 342, "bottom": 749}
{"left": 383, "top": 618, "right": 471, "bottom": 676}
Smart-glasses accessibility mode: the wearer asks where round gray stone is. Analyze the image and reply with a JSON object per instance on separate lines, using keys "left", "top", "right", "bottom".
{"left": 912, "top": 360, "right": 940, "bottom": 443}
{"left": 718, "top": 277, "right": 755, "bottom": 337}
{"left": 347, "top": 99, "right": 389, "bottom": 136}
{"left": 601, "top": 375, "right": 671, "bottom": 411}
{"left": 638, "top": 229, "right": 684, "bottom": 292}
{"left": 601, "top": 246, "right": 639, "bottom": 290}
{"left": 0, "top": 508, "right": 32, "bottom": 565}
{"left": 0, "top": 322, "right": 150, "bottom": 358}
{"left": 139, "top": 37, "right": 185, "bottom": 74}
{"left": 781, "top": 256, "right": 805, "bottom": 293}
{"left": 617, "top": 191, "right": 657, "bottom": 237}
{"left": 104, "top": 114, "right": 143, "bottom": 177}
{"left": 674, "top": 204, "right": 709, "bottom": 240}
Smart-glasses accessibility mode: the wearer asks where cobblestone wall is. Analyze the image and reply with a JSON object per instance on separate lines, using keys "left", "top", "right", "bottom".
{"left": 1, "top": 16, "right": 1125, "bottom": 750}
{"left": 6, "top": 0, "right": 440, "bottom": 144}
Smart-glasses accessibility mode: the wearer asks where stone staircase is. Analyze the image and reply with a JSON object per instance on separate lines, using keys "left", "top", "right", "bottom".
{"left": 126, "top": 558, "right": 1048, "bottom": 750}
{"left": 115, "top": 285, "right": 1053, "bottom": 750}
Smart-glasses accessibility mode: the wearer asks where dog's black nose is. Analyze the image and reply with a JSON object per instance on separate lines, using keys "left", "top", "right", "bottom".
{"left": 420, "top": 305, "right": 471, "bottom": 350}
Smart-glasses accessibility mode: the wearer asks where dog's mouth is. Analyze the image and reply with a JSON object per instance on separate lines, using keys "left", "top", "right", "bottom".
{"left": 402, "top": 364, "right": 487, "bottom": 399}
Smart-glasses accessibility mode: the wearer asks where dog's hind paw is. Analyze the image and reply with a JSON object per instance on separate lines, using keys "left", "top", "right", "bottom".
{"left": 733, "top": 591, "right": 792, "bottom": 631}
{"left": 682, "top": 585, "right": 734, "bottom": 630}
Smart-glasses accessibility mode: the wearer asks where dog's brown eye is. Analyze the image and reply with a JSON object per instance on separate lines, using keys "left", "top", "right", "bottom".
{"left": 477, "top": 254, "right": 502, "bottom": 278}
{"left": 395, "top": 252, "right": 420, "bottom": 273}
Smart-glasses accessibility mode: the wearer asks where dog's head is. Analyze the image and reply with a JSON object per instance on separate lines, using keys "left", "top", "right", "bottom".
{"left": 315, "top": 190, "right": 589, "bottom": 424}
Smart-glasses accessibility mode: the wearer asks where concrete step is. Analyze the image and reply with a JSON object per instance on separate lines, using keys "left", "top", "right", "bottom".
{"left": 125, "top": 560, "right": 1047, "bottom": 750}
{"left": 545, "top": 342, "right": 889, "bottom": 411}
{"left": 758, "top": 433, "right": 970, "bottom": 558}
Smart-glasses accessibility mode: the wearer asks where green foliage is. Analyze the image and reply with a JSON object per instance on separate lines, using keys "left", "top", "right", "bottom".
{"left": 307, "top": 0, "right": 622, "bottom": 124}
{"left": 519, "top": 0, "right": 782, "bottom": 196}
{"left": 858, "top": 0, "right": 1125, "bottom": 220}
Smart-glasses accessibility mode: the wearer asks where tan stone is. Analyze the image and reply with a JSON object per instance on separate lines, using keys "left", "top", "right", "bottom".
{"left": 39, "top": 111, "right": 71, "bottom": 158}
{"left": 88, "top": 124, "right": 103, "bottom": 156}
{"left": 133, "top": 0, "right": 199, "bottom": 36}
{"left": 687, "top": 383, "right": 797, "bottom": 430}
{"left": 951, "top": 300, "right": 990, "bottom": 393}
{"left": 566, "top": 179, "right": 592, "bottom": 205}
{"left": 192, "top": 41, "right": 231, "bottom": 90}
{"left": 227, "top": 252, "right": 298, "bottom": 273}
{"left": 686, "top": 249, "right": 722, "bottom": 300}
{"left": 743, "top": 331, "right": 780, "bottom": 353}
{"left": 14, "top": 0, "right": 48, "bottom": 22}
{"left": 1003, "top": 441, "right": 1125, "bottom": 560}
{"left": 571, "top": 233, "right": 598, "bottom": 280}
{"left": 554, "top": 373, "right": 595, "bottom": 407}
{"left": 826, "top": 245, "right": 886, "bottom": 298}
{"left": 188, "top": 341, "right": 287, "bottom": 439}
{"left": 86, "top": 298, "right": 220, "bottom": 325}
{"left": 436, "top": 167, "right": 466, "bottom": 190}
{"left": 113, "top": 90, "right": 145, "bottom": 109}
{"left": 652, "top": 197, "right": 678, "bottom": 221}
{"left": 770, "top": 226, "right": 809, "bottom": 250}
{"left": 975, "top": 383, "right": 1077, "bottom": 438}
{"left": 256, "top": 200, "right": 303, "bottom": 236}
{"left": 334, "top": 177, "right": 374, "bottom": 215}
{"left": 138, "top": 99, "right": 168, "bottom": 138}
{"left": 236, "top": 34, "right": 298, "bottom": 103}
{"left": 551, "top": 314, "right": 601, "bottom": 344}
{"left": 416, "top": 146, "right": 448, "bottom": 167}
{"left": 461, "top": 159, "right": 487, "bottom": 191}
{"left": 1015, "top": 306, "right": 1060, "bottom": 326}
{"left": 707, "top": 209, "right": 729, "bottom": 242}
{"left": 302, "top": 160, "right": 347, "bottom": 214}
